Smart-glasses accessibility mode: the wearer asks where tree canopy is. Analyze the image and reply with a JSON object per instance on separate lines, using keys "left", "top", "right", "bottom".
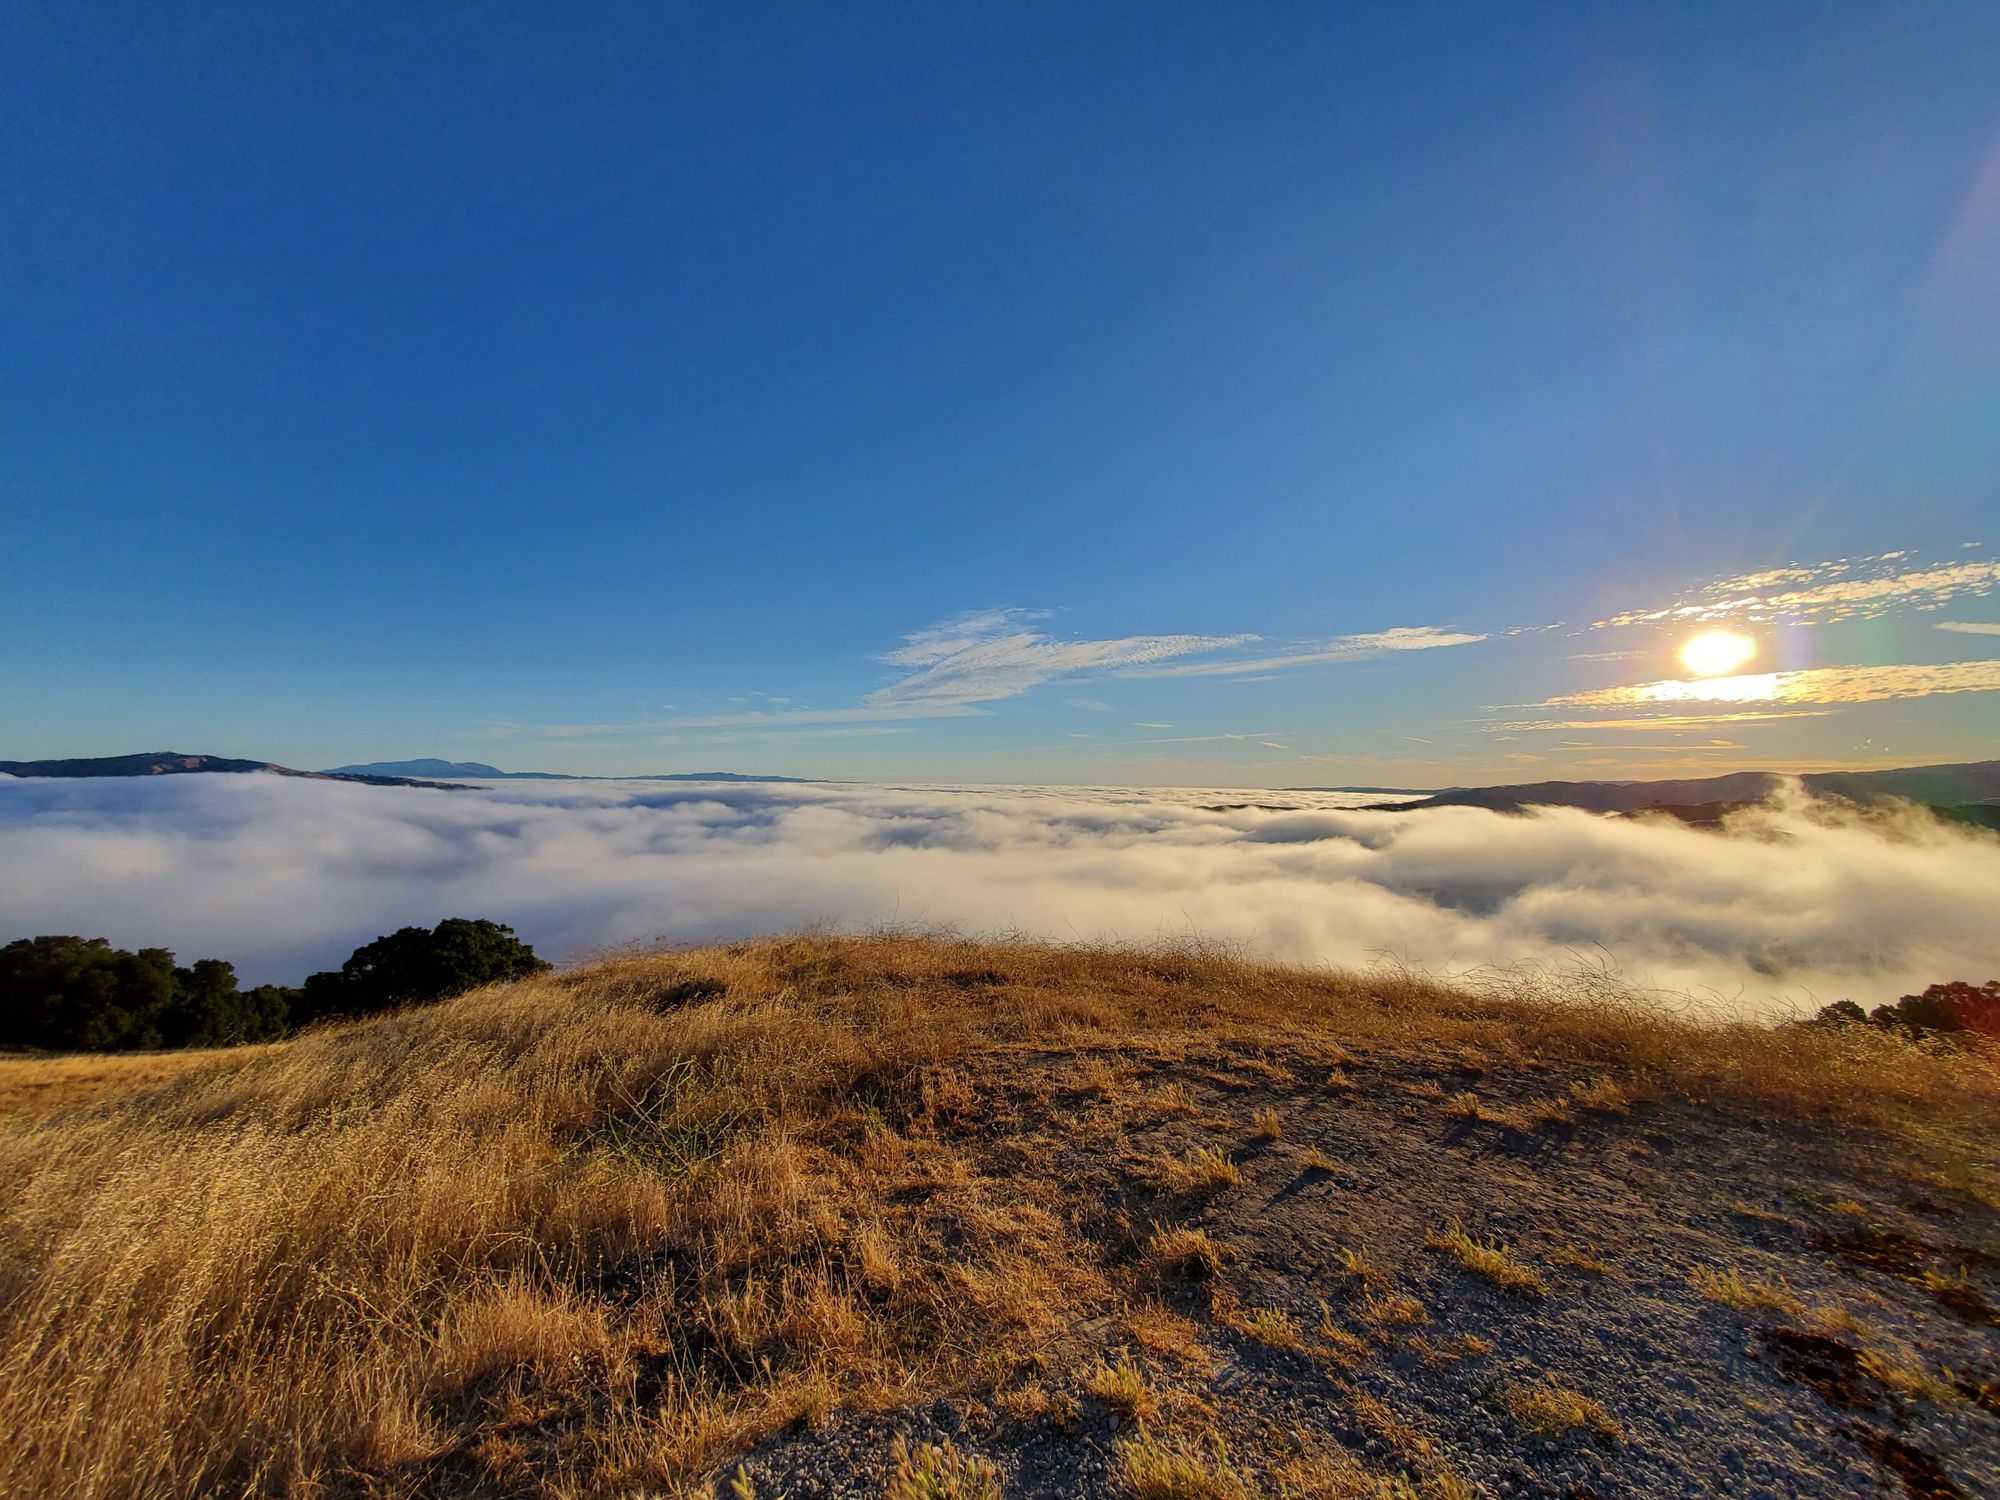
{"left": 1812, "top": 980, "right": 2000, "bottom": 1038}
{"left": 0, "top": 920, "right": 549, "bottom": 1053}
{"left": 294, "top": 918, "right": 549, "bottom": 1024}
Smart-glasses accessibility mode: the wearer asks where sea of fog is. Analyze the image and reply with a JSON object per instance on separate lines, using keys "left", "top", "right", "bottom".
{"left": 4, "top": 772, "right": 1998, "bottom": 1017}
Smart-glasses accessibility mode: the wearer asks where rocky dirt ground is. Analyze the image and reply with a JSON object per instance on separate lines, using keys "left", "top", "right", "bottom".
{"left": 735, "top": 1035, "right": 2000, "bottom": 1499}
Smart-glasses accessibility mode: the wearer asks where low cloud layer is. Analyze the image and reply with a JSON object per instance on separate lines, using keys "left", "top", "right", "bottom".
{"left": 2, "top": 775, "right": 1996, "bottom": 1015}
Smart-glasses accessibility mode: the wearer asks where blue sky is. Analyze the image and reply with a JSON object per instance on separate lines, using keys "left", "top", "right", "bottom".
{"left": 4, "top": 3, "right": 1998, "bottom": 786}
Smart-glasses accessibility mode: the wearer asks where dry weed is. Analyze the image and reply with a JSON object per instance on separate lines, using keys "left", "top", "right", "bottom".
{"left": 1426, "top": 1225, "right": 1548, "bottom": 1297}
{"left": 1504, "top": 1378, "right": 1620, "bottom": 1437}
{"left": 1161, "top": 1146, "right": 1243, "bottom": 1191}
{"left": 886, "top": 1436, "right": 1002, "bottom": 1500}
{"left": 1149, "top": 1225, "right": 1227, "bottom": 1278}
{"left": 1115, "top": 1431, "right": 1252, "bottom": 1500}
{"left": 1083, "top": 1351, "right": 1160, "bottom": 1423}
{"left": 1689, "top": 1263, "right": 1802, "bottom": 1314}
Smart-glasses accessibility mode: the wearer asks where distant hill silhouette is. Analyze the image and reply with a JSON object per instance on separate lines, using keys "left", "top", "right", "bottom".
{"left": 1281, "top": 785, "right": 1435, "bottom": 795}
{"left": 0, "top": 752, "right": 466, "bottom": 790}
{"left": 1373, "top": 760, "right": 2000, "bottom": 818}
{"left": 323, "top": 759, "right": 529, "bottom": 779}
{"left": 324, "top": 759, "right": 816, "bottom": 783}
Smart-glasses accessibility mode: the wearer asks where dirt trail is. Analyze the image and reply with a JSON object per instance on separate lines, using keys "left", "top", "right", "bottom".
{"left": 743, "top": 1036, "right": 2000, "bottom": 1498}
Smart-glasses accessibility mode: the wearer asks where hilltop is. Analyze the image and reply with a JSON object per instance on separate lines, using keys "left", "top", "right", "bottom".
{"left": 0, "top": 935, "right": 1994, "bottom": 1499}
{"left": 0, "top": 752, "right": 817, "bottom": 789}
{"left": 0, "top": 752, "right": 467, "bottom": 789}
{"left": 1373, "top": 760, "right": 2000, "bottom": 823}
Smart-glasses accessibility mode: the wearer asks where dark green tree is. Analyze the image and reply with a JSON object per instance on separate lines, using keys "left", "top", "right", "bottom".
{"left": 2, "top": 919, "right": 546, "bottom": 1051}
{"left": 294, "top": 918, "right": 549, "bottom": 1022}
{"left": 0, "top": 936, "right": 177, "bottom": 1051}
{"left": 160, "top": 959, "right": 295, "bottom": 1046}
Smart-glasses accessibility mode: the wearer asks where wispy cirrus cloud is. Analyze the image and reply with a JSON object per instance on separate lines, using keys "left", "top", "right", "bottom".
{"left": 1594, "top": 549, "right": 2000, "bottom": 629}
{"left": 1937, "top": 620, "right": 2000, "bottom": 636}
{"left": 1119, "top": 625, "right": 1487, "bottom": 680}
{"left": 870, "top": 609, "right": 1254, "bottom": 705}
{"left": 1544, "top": 659, "right": 2000, "bottom": 708}
{"left": 485, "top": 610, "right": 1251, "bottom": 741}
{"left": 1492, "top": 711, "right": 1833, "bottom": 732}
{"left": 486, "top": 608, "right": 1498, "bottom": 753}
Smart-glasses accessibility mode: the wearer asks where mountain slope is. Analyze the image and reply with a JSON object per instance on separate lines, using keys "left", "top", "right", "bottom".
{"left": 0, "top": 935, "right": 1992, "bottom": 1499}
{"left": 1378, "top": 760, "right": 2000, "bottom": 815}
{"left": 0, "top": 752, "right": 465, "bottom": 789}
{"left": 322, "top": 758, "right": 518, "bottom": 779}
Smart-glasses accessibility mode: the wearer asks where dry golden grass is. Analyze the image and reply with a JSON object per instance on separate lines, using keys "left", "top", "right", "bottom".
{"left": 1544, "top": 1238, "right": 1611, "bottom": 1275}
{"left": 1161, "top": 1144, "right": 1243, "bottom": 1191}
{"left": 1149, "top": 1080, "right": 1200, "bottom": 1115}
{"left": 1425, "top": 1225, "right": 1549, "bottom": 1297}
{"left": 1349, "top": 1388, "right": 1435, "bottom": 1464}
{"left": 1316, "top": 1300, "right": 1373, "bottom": 1366}
{"left": 885, "top": 1435, "right": 1003, "bottom": 1500}
{"left": 1856, "top": 1346, "right": 1951, "bottom": 1402}
{"left": 1084, "top": 1350, "right": 1161, "bottom": 1423}
{"left": 1568, "top": 1076, "right": 1632, "bottom": 1114}
{"left": 1689, "top": 1263, "right": 1803, "bottom": 1314}
{"left": 1148, "top": 1224, "right": 1228, "bottom": 1278}
{"left": 1225, "top": 1302, "right": 1305, "bottom": 1350}
{"left": 1503, "top": 1378, "right": 1620, "bottom": 1437}
{"left": 1115, "top": 1430, "right": 1253, "bottom": 1500}
{"left": 1124, "top": 1300, "right": 1214, "bottom": 1372}
{"left": 0, "top": 1043, "right": 278, "bottom": 1114}
{"left": 0, "top": 931, "right": 1993, "bottom": 1498}
{"left": 1335, "top": 1243, "right": 1383, "bottom": 1284}
{"left": 1358, "top": 1290, "right": 1429, "bottom": 1327}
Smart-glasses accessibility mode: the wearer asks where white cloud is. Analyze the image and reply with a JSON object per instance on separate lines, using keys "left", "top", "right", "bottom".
{"left": 871, "top": 609, "right": 1252, "bottom": 705}
{"left": 3, "top": 774, "right": 1995, "bottom": 1015}
{"left": 1596, "top": 551, "right": 2000, "bottom": 629}
{"left": 1492, "top": 711, "right": 1832, "bottom": 732}
{"left": 1064, "top": 698, "right": 1115, "bottom": 712}
{"left": 1937, "top": 621, "right": 2000, "bottom": 636}
{"left": 1123, "top": 625, "right": 1488, "bottom": 680}
{"left": 1544, "top": 659, "right": 2000, "bottom": 708}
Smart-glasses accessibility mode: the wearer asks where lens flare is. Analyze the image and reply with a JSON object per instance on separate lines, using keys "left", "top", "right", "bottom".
{"left": 1679, "top": 629, "right": 1757, "bottom": 677}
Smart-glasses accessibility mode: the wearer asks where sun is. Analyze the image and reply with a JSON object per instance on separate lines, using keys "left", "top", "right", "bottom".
{"left": 1679, "top": 629, "right": 1757, "bottom": 677}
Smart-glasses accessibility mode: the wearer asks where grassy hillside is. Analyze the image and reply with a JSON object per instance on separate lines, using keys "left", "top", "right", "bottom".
{"left": 0, "top": 935, "right": 1995, "bottom": 1499}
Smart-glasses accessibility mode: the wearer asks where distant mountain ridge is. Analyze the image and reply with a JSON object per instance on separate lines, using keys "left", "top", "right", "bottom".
{"left": 322, "top": 759, "right": 817, "bottom": 783}
{"left": 1373, "top": 760, "right": 2000, "bottom": 819}
{"left": 0, "top": 752, "right": 467, "bottom": 789}
{"left": 321, "top": 759, "right": 539, "bottom": 779}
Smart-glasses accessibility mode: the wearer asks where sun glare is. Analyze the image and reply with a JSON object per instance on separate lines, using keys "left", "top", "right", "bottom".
{"left": 1679, "top": 629, "right": 1757, "bottom": 677}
